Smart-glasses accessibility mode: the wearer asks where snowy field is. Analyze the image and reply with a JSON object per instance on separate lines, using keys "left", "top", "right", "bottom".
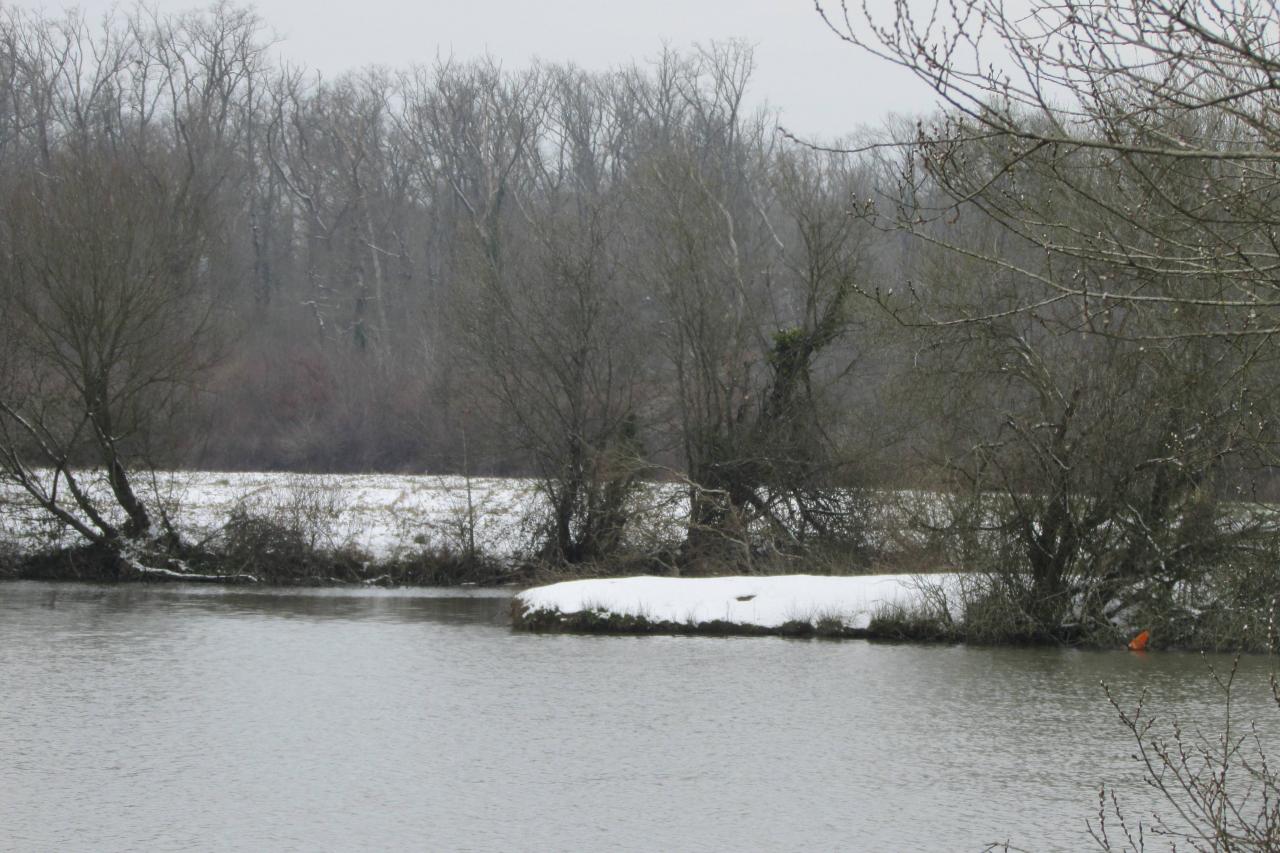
{"left": 0, "top": 470, "right": 695, "bottom": 560}
{"left": 516, "top": 574, "right": 961, "bottom": 631}
{"left": 0, "top": 471, "right": 539, "bottom": 559}
{"left": 0, "top": 469, "right": 956, "bottom": 576}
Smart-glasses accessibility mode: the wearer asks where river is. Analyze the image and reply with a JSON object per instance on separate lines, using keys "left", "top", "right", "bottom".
{"left": 2, "top": 581, "right": 1275, "bottom": 851}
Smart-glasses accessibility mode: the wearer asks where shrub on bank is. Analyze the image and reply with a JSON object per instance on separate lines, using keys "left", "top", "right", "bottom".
{"left": 0, "top": 538, "right": 18, "bottom": 579}
{"left": 1111, "top": 556, "right": 1280, "bottom": 654}
{"left": 208, "top": 505, "right": 514, "bottom": 585}
{"left": 215, "top": 507, "right": 356, "bottom": 581}
{"left": 867, "top": 602, "right": 959, "bottom": 642}
{"left": 378, "top": 547, "right": 511, "bottom": 586}
{"left": 865, "top": 560, "right": 1280, "bottom": 652}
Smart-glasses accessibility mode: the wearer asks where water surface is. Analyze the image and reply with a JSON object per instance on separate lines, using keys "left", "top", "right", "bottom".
{"left": 2, "top": 581, "right": 1275, "bottom": 851}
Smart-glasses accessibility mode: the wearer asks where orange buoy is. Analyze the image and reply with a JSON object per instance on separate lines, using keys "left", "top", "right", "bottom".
{"left": 1128, "top": 630, "right": 1150, "bottom": 651}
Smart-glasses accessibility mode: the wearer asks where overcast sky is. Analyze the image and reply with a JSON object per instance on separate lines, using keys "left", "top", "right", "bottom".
{"left": 34, "top": 0, "right": 936, "bottom": 140}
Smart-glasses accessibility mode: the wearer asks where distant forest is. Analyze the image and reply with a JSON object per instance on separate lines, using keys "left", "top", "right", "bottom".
{"left": 0, "top": 5, "right": 926, "bottom": 480}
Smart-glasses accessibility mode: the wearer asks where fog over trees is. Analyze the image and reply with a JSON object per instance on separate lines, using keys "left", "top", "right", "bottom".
{"left": 0, "top": 1, "right": 1278, "bottom": 639}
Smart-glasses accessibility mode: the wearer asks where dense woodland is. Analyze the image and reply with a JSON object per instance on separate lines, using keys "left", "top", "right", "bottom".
{"left": 2, "top": 1, "right": 1280, "bottom": 645}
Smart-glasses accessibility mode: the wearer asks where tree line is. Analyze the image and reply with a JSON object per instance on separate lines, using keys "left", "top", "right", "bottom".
{"left": 1, "top": 1, "right": 1278, "bottom": 643}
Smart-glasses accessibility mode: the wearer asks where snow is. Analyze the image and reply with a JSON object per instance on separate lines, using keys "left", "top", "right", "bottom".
{"left": 0, "top": 471, "right": 547, "bottom": 559}
{"left": 0, "top": 470, "right": 943, "bottom": 580}
{"left": 0, "top": 469, "right": 961, "bottom": 568}
{"left": 117, "top": 544, "right": 259, "bottom": 584}
{"left": 516, "top": 573, "right": 961, "bottom": 630}
{"left": 169, "top": 472, "right": 541, "bottom": 558}
{"left": 0, "top": 470, "right": 694, "bottom": 560}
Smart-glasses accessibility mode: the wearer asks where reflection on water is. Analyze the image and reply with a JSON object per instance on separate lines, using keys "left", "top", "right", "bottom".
{"left": 24, "top": 582, "right": 514, "bottom": 627}
{"left": 1, "top": 580, "right": 1276, "bottom": 852}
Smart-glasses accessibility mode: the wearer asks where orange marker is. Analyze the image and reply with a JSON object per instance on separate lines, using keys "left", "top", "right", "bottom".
{"left": 1128, "top": 630, "right": 1150, "bottom": 651}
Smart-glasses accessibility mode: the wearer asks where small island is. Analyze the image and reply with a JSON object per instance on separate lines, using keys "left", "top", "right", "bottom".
{"left": 513, "top": 573, "right": 965, "bottom": 639}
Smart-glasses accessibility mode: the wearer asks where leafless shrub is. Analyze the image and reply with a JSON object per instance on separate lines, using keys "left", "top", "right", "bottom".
{"left": 216, "top": 477, "right": 361, "bottom": 581}
{"left": 1092, "top": 657, "right": 1280, "bottom": 851}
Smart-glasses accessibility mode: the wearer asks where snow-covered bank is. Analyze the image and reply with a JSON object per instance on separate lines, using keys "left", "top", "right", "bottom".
{"left": 514, "top": 573, "right": 961, "bottom": 634}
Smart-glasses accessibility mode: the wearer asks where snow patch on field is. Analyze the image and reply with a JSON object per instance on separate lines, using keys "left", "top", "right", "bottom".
{"left": 0, "top": 470, "right": 693, "bottom": 560}
{"left": 0, "top": 471, "right": 541, "bottom": 559}
{"left": 517, "top": 573, "right": 961, "bottom": 630}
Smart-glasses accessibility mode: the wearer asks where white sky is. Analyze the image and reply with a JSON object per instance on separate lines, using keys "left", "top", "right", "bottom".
{"left": 40, "top": 0, "right": 937, "bottom": 140}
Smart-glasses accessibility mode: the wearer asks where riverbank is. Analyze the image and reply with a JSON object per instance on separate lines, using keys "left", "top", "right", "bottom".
{"left": 0, "top": 542, "right": 522, "bottom": 587}
{"left": 511, "top": 573, "right": 1267, "bottom": 652}
{"left": 5, "top": 556, "right": 1268, "bottom": 652}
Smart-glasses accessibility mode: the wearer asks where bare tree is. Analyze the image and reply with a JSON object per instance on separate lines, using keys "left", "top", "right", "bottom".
{"left": 441, "top": 62, "right": 651, "bottom": 563}
{"left": 627, "top": 45, "right": 878, "bottom": 569}
{"left": 0, "top": 143, "right": 219, "bottom": 546}
{"left": 815, "top": 0, "right": 1280, "bottom": 333}
{"left": 805, "top": 0, "right": 1280, "bottom": 632}
{"left": 0, "top": 5, "right": 262, "bottom": 555}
